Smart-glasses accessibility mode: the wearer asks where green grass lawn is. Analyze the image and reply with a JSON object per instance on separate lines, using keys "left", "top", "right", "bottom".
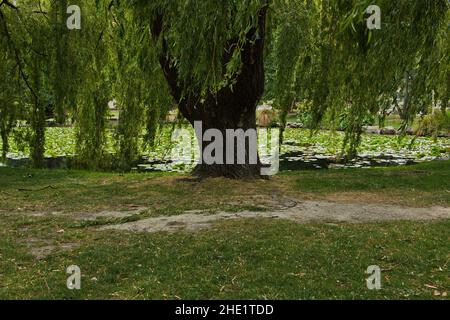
{"left": 0, "top": 215, "right": 448, "bottom": 299}
{"left": 292, "top": 160, "right": 450, "bottom": 207}
{"left": 0, "top": 162, "right": 449, "bottom": 299}
{"left": 1, "top": 160, "right": 449, "bottom": 214}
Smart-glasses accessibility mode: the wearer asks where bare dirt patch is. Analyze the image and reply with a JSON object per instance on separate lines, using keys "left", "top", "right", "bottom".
{"left": 29, "top": 243, "right": 80, "bottom": 260}
{"left": 20, "top": 237, "right": 80, "bottom": 260}
{"left": 75, "top": 207, "right": 148, "bottom": 221}
{"left": 30, "top": 243, "right": 80, "bottom": 260}
{"left": 101, "top": 200, "right": 450, "bottom": 234}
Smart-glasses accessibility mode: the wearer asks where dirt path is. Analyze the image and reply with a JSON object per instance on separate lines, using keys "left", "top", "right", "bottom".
{"left": 101, "top": 200, "right": 450, "bottom": 233}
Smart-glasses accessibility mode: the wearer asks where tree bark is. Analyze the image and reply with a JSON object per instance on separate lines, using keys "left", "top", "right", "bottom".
{"left": 151, "top": 5, "right": 268, "bottom": 178}
{"left": 1, "top": 126, "right": 9, "bottom": 161}
{"left": 399, "top": 72, "right": 412, "bottom": 121}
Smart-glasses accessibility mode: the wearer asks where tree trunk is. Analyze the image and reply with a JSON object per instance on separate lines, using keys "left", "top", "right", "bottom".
{"left": 151, "top": 5, "right": 268, "bottom": 178}
{"left": 399, "top": 73, "right": 412, "bottom": 121}
{"left": 30, "top": 51, "right": 46, "bottom": 168}
{"left": 30, "top": 100, "right": 46, "bottom": 168}
{"left": 189, "top": 101, "right": 263, "bottom": 179}
{"left": 1, "top": 126, "right": 9, "bottom": 161}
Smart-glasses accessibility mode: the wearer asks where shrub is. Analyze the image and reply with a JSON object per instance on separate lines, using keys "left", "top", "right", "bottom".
{"left": 415, "top": 111, "right": 450, "bottom": 137}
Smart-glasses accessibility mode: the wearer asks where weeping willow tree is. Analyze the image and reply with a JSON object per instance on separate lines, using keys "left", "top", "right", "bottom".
{"left": 1, "top": 0, "right": 448, "bottom": 177}
{"left": 265, "top": 0, "right": 321, "bottom": 142}
{"left": 0, "top": 33, "right": 17, "bottom": 160}
{"left": 268, "top": 0, "right": 449, "bottom": 157}
{"left": 129, "top": 0, "right": 448, "bottom": 176}
{"left": 71, "top": 0, "right": 112, "bottom": 169}
{"left": 110, "top": 4, "right": 173, "bottom": 170}
{"left": 0, "top": 0, "right": 51, "bottom": 167}
{"left": 127, "top": 0, "right": 271, "bottom": 177}
{"left": 0, "top": 3, "right": 19, "bottom": 162}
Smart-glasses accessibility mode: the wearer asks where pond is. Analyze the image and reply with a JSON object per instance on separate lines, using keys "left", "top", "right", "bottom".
{"left": 1, "top": 127, "right": 449, "bottom": 172}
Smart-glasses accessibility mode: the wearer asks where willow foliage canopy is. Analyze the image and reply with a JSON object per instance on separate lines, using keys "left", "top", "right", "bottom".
{"left": 0, "top": 0, "right": 448, "bottom": 177}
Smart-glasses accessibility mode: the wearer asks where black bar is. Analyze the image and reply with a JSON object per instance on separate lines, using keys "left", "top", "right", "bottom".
{"left": 0, "top": 300, "right": 447, "bottom": 319}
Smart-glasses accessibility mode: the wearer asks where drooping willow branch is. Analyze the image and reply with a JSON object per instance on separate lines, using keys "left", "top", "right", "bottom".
{"left": 0, "top": 8, "right": 39, "bottom": 103}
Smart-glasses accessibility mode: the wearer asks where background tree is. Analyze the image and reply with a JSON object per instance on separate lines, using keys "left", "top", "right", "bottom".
{"left": 268, "top": 0, "right": 448, "bottom": 156}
